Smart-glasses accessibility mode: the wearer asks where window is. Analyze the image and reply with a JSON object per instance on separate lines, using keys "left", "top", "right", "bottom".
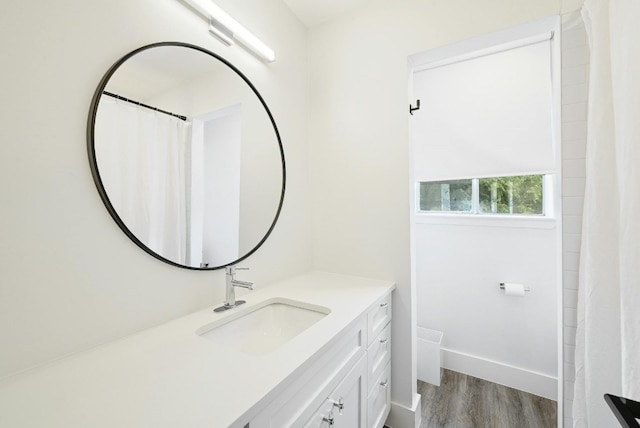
{"left": 478, "top": 175, "right": 543, "bottom": 214}
{"left": 418, "top": 175, "right": 545, "bottom": 216}
{"left": 419, "top": 179, "right": 472, "bottom": 212}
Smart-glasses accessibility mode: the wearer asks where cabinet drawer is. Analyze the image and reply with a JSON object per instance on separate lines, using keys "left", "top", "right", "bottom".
{"left": 367, "top": 294, "right": 392, "bottom": 346}
{"left": 367, "top": 362, "right": 391, "bottom": 428}
{"left": 367, "top": 322, "right": 391, "bottom": 394}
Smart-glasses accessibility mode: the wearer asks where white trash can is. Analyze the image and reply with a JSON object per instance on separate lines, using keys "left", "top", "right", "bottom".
{"left": 417, "top": 327, "right": 443, "bottom": 386}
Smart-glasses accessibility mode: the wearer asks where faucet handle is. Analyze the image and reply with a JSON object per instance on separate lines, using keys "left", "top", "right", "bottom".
{"left": 225, "top": 266, "right": 250, "bottom": 275}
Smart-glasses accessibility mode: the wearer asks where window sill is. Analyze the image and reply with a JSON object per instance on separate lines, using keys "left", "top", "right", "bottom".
{"left": 414, "top": 213, "right": 556, "bottom": 229}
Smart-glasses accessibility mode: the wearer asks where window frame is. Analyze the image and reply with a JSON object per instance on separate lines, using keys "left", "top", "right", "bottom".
{"left": 416, "top": 174, "right": 553, "bottom": 219}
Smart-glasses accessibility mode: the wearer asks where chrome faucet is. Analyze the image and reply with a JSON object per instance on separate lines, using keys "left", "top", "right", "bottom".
{"left": 214, "top": 266, "right": 254, "bottom": 312}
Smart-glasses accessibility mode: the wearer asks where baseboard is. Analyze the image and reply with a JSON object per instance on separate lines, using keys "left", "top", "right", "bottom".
{"left": 441, "top": 348, "right": 557, "bottom": 400}
{"left": 385, "top": 393, "right": 422, "bottom": 428}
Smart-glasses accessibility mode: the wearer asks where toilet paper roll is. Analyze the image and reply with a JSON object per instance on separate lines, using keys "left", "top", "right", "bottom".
{"left": 503, "top": 283, "right": 526, "bottom": 297}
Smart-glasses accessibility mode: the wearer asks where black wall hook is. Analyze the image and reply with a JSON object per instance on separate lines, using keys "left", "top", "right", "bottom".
{"left": 410, "top": 99, "right": 420, "bottom": 115}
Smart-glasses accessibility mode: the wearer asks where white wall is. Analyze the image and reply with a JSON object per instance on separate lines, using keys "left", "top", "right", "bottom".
{"left": 307, "top": 0, "right": 582, "bottom": 423}
{"left": 416, "top": 221, "right": 558, "bottom": 398}
{"left": 410, "top": 18, "right": 561, "bottom": 400}
{"left": 0, "top": 0, "right": 311, "bottom": 379}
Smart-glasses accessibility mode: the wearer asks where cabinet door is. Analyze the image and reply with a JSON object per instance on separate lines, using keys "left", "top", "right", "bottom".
{"left": 304, "top": 355, "right": 367, "bottom": 428}
{"left": 250, "top": 318, "right": 367, "bottom": 428}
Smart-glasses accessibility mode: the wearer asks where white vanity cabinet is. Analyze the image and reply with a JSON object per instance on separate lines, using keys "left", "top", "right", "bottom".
{"left": 0, "top": 272, "right": 395, "bottom": 428}
{"left": 248, "top": 291, "right": 393, "bottom": 428}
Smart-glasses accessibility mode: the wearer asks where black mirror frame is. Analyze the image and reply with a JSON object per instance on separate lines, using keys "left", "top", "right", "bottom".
{"left": 87, "top": 41, "right": 286, "bottom": 270}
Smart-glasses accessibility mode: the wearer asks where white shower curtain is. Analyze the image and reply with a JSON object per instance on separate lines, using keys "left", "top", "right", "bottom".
{"left": 95, "top": 96, "right": 192, "bottom": 265}
{"left": 573, "top": 0, "right": 640, "bottom": 426}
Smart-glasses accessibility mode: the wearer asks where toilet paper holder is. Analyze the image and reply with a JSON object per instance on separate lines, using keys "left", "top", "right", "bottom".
{"left": 499, "top": 282, "right": 530, "bottom": 292}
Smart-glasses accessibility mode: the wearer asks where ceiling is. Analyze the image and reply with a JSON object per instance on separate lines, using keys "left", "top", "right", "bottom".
{"left": 282, "top": 0, "right": 373, "bottom": 28}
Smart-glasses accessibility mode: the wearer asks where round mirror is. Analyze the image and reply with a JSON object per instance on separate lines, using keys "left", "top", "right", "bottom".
{"left": 87, "top": 42, "right": 285, "bottom": 270}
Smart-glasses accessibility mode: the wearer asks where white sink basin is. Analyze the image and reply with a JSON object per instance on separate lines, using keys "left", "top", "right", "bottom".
{"left": 197, "top": 298, "right": 330, "bottom": 355}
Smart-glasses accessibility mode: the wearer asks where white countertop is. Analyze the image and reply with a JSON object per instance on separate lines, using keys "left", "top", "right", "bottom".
{"left": 0, "top": 271, "right": 395, "bottom": 428}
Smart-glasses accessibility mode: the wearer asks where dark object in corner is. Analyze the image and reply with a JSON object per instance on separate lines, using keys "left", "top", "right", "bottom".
{"left": 604, "top": 393, "right": 640, "bottom": 427}
{"left": 409, "top": 99, "right": 420, "bottom": 115}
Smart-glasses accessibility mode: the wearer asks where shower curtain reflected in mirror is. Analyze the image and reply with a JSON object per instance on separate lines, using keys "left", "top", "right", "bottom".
{"left": 95, "top": 96, "right": 192, "bottom": 265}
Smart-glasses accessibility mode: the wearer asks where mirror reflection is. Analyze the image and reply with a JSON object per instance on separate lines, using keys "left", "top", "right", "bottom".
{"left": 90, "top": 43, "right": 284, "bottom": 269}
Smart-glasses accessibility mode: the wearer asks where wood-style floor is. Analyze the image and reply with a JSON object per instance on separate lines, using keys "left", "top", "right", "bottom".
{"left": 418, "top": 369, "right": 557, "bottom": 428}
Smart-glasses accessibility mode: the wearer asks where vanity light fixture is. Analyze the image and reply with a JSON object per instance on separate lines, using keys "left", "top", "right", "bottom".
{"left": 179, "top": 0, "right": 276, "bottom": 62}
